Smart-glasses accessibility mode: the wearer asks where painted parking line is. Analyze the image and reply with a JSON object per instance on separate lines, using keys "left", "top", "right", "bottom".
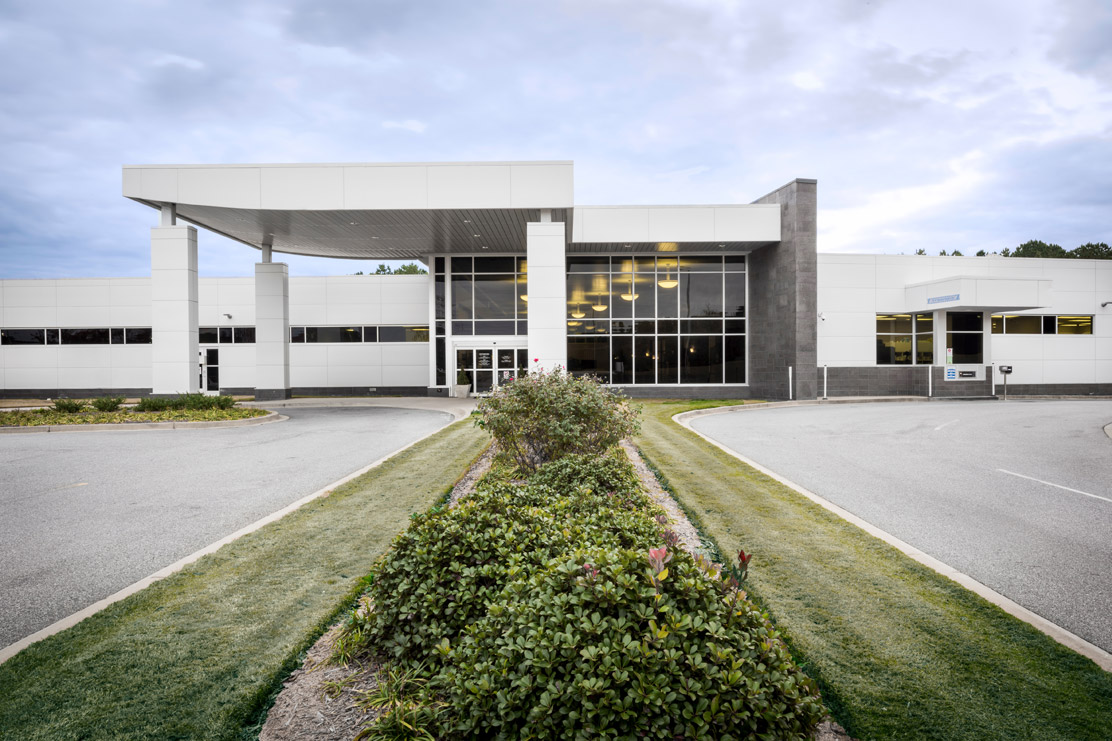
{"left": 997, "top": 469, "right": 1112, "bottom": 505}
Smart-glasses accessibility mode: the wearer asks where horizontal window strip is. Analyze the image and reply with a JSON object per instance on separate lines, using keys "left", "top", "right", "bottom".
{"left": 0, "top": 328, "right": 153, "bottom": 345}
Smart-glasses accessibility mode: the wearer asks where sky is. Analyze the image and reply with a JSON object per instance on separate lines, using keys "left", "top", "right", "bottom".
{"left": 1, "top": 0, "right": 1109, "bottom": 279}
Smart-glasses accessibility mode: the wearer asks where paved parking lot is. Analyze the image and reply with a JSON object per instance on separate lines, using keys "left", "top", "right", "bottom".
{"left": 690, "top": 400, "right": 1112, "bottom": 652}
{"left": 0, "top": 405, "right": 455, "bottom": 648}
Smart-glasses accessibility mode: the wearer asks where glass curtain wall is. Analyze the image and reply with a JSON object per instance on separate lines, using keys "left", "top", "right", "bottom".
{"left": 566, "top": 255, "right": 746, "bottom": 384}
{"left": 451, "top": 256, "right": 527, "bottom": 336}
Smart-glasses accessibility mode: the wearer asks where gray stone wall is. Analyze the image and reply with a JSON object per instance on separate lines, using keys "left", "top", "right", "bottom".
{"left": 820, "top": 366, "right": 997, "bottom": 398}
{"left": 994, "top": 383, "right": 1112, "bottom": 396}
{"left": 749, "top": 179, "right": 818, "bottom": 400}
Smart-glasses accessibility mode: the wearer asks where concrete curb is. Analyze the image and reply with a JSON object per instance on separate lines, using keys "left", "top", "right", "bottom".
{"left": 0, "top": 411, "right": 465, "bottom": 665}
{"left": 0, "top": 410, "right": 285, "bottom": 434}
{"left": 672, "top": 405, "right": 1112, "bottom": 673}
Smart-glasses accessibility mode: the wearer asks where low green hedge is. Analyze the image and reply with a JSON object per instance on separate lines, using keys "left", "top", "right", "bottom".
{"left": 339, "top": 447, "right": 824, "bottom": 739}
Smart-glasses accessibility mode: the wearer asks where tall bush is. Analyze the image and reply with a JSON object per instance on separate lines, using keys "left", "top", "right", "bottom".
{"left": 475, "top": 368, "right": 640, "bottom": 472}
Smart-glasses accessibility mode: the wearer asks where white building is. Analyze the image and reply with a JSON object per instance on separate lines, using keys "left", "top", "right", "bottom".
{"left": 0, "top": 161, "right": 1107, "bottom": 399}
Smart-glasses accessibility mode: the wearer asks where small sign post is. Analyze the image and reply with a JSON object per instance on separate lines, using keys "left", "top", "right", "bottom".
{"left": 998, "top": 365, "right": 1012, "bottom": 401}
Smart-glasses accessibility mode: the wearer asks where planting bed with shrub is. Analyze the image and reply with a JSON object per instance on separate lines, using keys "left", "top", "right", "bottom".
{"left": 0, "top": 393, "right": 265, "bottom": 426}
{"left": 336, "top": 370, "right": 824, "bottom": 739}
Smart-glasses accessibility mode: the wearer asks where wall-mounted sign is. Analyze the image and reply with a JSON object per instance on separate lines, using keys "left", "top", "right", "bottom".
{"left": 928, "top": 294, "right": 960, "bottom": 304}
{"left": 959, "top": 371, "right": 976, "bottom": 378}
{"left": 946, "top": 368, "right": 957, "bottom": 380}
{"left": 946, "top": 347, "right": 953, "bottom": 364}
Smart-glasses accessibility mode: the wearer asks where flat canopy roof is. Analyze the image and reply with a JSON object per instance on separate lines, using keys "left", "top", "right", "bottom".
{"left": 123, "top": 161, "right": 781, "bottom": 259}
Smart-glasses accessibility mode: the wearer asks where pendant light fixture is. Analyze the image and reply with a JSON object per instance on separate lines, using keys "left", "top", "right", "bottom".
{"left": 620, "top": 276, "right": 639, "bottom": 302}
{"left": 591, "top": 293, "right": 608, "bottom": 312}
{"left": 658, "top": 267, "right": 678, "bottom": 290}
{"left": 570, "top": 302, "right": 585, "bottom": 319}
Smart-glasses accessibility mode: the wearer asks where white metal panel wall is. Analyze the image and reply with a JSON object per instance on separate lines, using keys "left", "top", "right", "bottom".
{"left": 817, "top": 254, "right": 1112, "bottom": 385}
{"left": 0, "top": 279, "right": 153, "bottom": 391}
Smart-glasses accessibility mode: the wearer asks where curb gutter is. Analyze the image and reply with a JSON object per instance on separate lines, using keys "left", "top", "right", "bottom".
{"left": 0, "top": 411, "right": 285, "bottom": 434}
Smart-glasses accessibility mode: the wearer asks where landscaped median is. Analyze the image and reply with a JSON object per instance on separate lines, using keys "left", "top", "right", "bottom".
{"left": 0, "top": 394, "right": 269, "bottom": 429}
{"left": 0, "top": 416, "right": 489, "bottom": 741}
{"left": 635, "top": 399, "right": 1112, "bottom": 741}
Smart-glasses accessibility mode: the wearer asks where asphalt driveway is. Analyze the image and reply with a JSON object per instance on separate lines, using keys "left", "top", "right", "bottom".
{"left": 690, "top": 400, "right": 1112, "bottom": 653}
{"left": 0, "top": 405, "right": 455, "bottom": 648}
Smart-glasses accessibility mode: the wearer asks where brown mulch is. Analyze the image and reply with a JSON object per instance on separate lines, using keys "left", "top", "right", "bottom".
{"left": 258, "top": 441, "right": 857, "bottom": 741}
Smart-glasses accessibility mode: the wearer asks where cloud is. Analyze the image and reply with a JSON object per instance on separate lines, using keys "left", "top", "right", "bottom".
{"left": 0, "top": 0, "right": 1108, "bottom": 278}
{"left": 382, "top": 119, "right": 427, "bottom": 133}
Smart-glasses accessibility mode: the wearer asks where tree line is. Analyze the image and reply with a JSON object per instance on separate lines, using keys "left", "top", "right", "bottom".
{"left": 916, "top": 240, "right": 1111, "bottom": 259}
{"left": 353, "top": 262, "right": 428, "bottom": 275}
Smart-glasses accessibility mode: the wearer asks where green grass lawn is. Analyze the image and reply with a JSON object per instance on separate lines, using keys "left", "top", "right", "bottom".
{"left": 0, "top": 417, "right": 489, "bottom": 741}
{"left": 635, "top": 399, "right": 1112, "bottom": 741}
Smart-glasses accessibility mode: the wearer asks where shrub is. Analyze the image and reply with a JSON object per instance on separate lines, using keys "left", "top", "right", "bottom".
{"left": 134, "top": 394, "right": 236, "bottom": 412}
{"left": 530, "top": 448, "right": 643, "bottom": 496}
{"left": 51, "top": 398, "right": 87, "bottom": 413}
{"left": 134, "top": 397, "right": 173, "bottom": 412}
{"left": 90, "top": 396, "right": 124, "bottom": 412}
{"left": 341, "top": 485, "right": 663, "bottom": 668}
{"left": 435, "top": 547, "right": 824, "bottom": 740}
{"left": 475, "top": 368, "right": 640, "bottom": 472}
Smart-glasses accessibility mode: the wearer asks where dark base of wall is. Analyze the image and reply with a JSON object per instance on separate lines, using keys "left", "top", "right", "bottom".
{"left": 255, "top": 388, "right": 293, "bottom": 401}
{"left": 426, "top": 387, "right": 449, "bottom": 397}
{"left": 614, "top": 386, "right": 757, "bottom": 399}
{"left": 0, "top": 388, "right": 152, "bottom": 400}
{"left": 290, "top": 386, "right": 429, "bottom": 397}
{"left": 995, "top": 383, "right": 1112, "bottom": 396}
{"left": 820, "top": 367, "right": 997, "bottom": 399}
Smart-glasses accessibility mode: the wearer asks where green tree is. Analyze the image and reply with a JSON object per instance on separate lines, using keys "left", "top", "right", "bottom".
{"left": 1011, "top": 240, "right": 1067, "bottom": 258}
{"left": 975, "top": 250, "right": 987, "bottom": 256}
{"left": 374, "top": 263, "right": 393, "bottom": 274}
{"left": 395, "top": 262, "right": 428, "bottom": 274}
{"left": 914, "top": 248, "right": 927, "bottom": 255}
{"left": 1069, "top": 242, "right": 1112, "bottom": 259}
{"left": 938, "top": 249, "right": 948, "bottom": 256}
{"left": 951, "top": 250, "right": 963, "bottom": 256}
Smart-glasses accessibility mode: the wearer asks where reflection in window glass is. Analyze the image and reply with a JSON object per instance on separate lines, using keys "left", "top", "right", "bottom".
{"left": 916, "top": 335, "right": 933, "bottom": 365}
{"left": 452, "top": 276, "right": 473, "bottom": 319}
{"left": 200, "top": 327, "right": 219, "bottom": 344}
{"left": 946, "top": 311, "right": 982, "bottom": 332}
{"left": 612, "top": 336, "right": 633, "bottom": 384}
{"left": 125, "top": 328, "right": 152, "bottom": 344}
{"left": 1005, "top": 315, "right": 1040, "bottom": 334}
{"left": 681, "top": 335, "right": 723, "bottom": 384}
{"left": 234, "top": 327, "right": 255, "bottom": 343}
{"left": 724, "top": 273, "right": 746, "bottom": 317}
{"left": 46, "top": 328, "right": 60, "bottom": 344}
{"left": 290, "top": 327, "right": 305, "bottom": 343}
{"left": 473, "top": 274, "right": 515, "bottom": 320}
{"left": 635, "top": 337, "right": 655, "bottom": 384}
{"left": 219, "top": 327, "right": 233, "bottom": 344}
{"left": 1043, "top": 315, "right": 1056, "bottom": 334}
{"left": 876, "top": 314, "right": 912, "bottom": 333}
{"left": 379, "top": 326, "right": 429, "bottom": 342}
{"left": 1, "top": 328, "right": 45, "bottom": 345}
{"left": 947, "top": 332, "right": 983, "bottom": 364}
{"left": 657, "top": 335, "right": 678, "bottom": 383}
{"left": 877, "top": 335, "right": 912, "bottom": 365}
{"left": 61, "top": 328, "right": 110, "bottom": 344}
{"left": 681, "top": 273, "right": 723, "bottom": 317}
{"left": 724, "top": 336, "right": 746, "bottom": 383}
{"left": 110, "top": 328, "right": 124, "bottom": 344}
{"left": 474, "top": 320, "right": 515, "bottom": 336}
{"left": 991, "top": 315, "right": 1003, "bottom": 334}
{"left": 568, "top": 337, "right": 610, "bottom": 383}
{"left": 1057, "top": 315, "right": 1093, "bottom": 334}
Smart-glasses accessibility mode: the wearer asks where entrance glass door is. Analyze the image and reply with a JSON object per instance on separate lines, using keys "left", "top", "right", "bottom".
{"left": 457, "top": 347, "right": 528, "bottom": 394}
{"left": 199, "top": 347, "right": 219, "bottom": 395}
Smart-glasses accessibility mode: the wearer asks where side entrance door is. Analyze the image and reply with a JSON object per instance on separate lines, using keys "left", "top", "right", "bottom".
{"left": 456, "top": 347, "right": 528, "bottom": 395}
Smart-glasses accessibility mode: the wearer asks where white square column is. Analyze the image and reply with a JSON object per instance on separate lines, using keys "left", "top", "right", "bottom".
{"left": 255, "top": 262, "right": 291, "bottom": 400}
{"left": 526, "top": 221, "right": 567, "bottom": 372}
{"left": 151, "top": 225, "right": 199, "bottom": 395}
